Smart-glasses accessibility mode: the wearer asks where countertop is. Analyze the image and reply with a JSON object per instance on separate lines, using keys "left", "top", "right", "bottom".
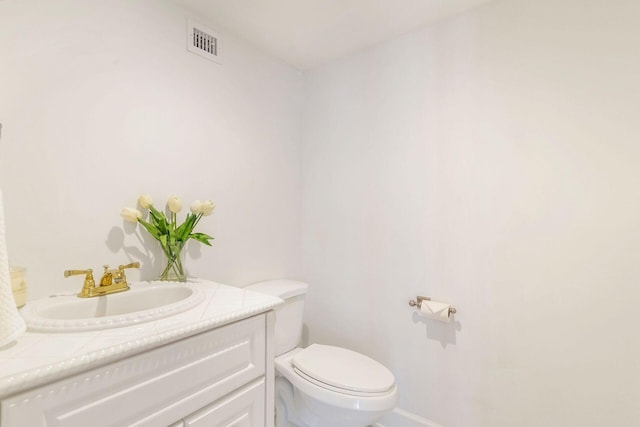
{"left": 0, "top": 279, "right": 282, "bottom": 399}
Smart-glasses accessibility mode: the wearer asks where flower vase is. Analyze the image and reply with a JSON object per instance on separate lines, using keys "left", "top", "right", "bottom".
{"left": 158, "top": 248, "right": 186, "bottom": 282}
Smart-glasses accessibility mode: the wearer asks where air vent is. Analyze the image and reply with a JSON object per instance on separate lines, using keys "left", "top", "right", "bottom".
{"left": 187, "top": 19, "right": 222, "bottom": 64}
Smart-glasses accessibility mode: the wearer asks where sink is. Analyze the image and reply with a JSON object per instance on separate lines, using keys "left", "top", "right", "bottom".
{"left": 20, "top": 282, "right": 205, "bottom": 332}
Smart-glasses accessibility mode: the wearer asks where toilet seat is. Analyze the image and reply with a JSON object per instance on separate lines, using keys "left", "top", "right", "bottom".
{"left": 293, "top": 367, "right": 390, "bottom": 397}
{"left": 291, "top": 344, "right": 395, "bottom": 396}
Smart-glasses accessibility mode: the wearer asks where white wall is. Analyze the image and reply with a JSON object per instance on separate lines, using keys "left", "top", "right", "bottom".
{"left": 0, "top": 0, "right": 304, "bottom": 299}
{"left": 301, "top": 0, "right": 640, "bottom": 425}
{"left": 4, "top": 0, "right": 640, "bottom": 425}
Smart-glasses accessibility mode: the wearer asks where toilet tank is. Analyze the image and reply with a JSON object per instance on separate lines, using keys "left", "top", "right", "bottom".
{"left": 245, "top": 280, "right": 308, "bottom": 356}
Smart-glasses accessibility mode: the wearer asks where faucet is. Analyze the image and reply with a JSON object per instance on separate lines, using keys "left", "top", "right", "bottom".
{"left": 65, "top": 262, "right": 140, "bottom": 298}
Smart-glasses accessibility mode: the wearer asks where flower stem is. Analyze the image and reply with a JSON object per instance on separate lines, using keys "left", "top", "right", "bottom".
{"left": 158, "top": 242, "right": 186, "bottom": 282}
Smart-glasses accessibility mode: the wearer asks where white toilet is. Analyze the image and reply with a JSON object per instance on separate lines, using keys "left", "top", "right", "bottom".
{"left": 246, "top": 280, "right": 398, "bottom": 427}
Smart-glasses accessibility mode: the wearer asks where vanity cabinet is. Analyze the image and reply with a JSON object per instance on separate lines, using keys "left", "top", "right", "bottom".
{"left": 170, "top": 378, "right": 265, "bottom": 427}
{"left": 1, "top": 313, "right": 275, "bottom": 427}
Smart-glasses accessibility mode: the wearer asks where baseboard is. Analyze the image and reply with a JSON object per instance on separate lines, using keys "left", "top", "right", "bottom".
{"left": 375, "top": 407, "right": 444, "bottom": 427}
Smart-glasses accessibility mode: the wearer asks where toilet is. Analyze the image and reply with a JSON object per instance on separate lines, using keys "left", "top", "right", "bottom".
{"left": 246, "top": 280, "right": 398, "bottom": 427}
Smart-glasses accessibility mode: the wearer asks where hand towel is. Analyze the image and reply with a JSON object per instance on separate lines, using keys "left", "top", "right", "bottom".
{"left": 0, "top": 187, "right": 26, "bottom": 347}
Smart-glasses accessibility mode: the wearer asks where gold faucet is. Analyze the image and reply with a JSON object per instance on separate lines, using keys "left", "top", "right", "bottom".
{"left": 64, "top": 262, "right": 140, "bottom": 298}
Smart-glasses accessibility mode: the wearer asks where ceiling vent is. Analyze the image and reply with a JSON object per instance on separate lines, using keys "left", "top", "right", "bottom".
{"left": 187, "top": 19, "right": 222, "bottom": 64}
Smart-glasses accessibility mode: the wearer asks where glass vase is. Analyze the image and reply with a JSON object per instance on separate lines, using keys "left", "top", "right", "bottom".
{"left": 158, "top": 247, "right": 186, "bottom": 282}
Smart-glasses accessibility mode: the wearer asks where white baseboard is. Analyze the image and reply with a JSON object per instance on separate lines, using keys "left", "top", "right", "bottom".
{"left": 375, "top": 407, "right": 444, "bottom": 427}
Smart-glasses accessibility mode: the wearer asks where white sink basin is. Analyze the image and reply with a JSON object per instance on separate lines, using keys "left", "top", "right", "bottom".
{"left": 21, "top": 282, "right": 205, "bottom": 332}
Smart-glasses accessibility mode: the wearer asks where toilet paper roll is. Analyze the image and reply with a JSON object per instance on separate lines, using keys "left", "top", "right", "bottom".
{"left": 419, "top": 300, "right": 452, "bottom": 323}
{"left": 0, "top": 187, "right": 26, "bottom": 347}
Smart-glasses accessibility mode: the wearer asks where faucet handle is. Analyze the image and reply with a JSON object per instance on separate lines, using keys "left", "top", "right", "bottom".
{"left": 119, "top": 262, "right": 140, "bottom": 271}
{"left": 64, "top": 268, "right": 93, "bottom": 278}
{"left": 112, "top": 262, "right": 139, "bottom": 287}
{"left": 64, "top": 269, "right": 96, "bottom": 297}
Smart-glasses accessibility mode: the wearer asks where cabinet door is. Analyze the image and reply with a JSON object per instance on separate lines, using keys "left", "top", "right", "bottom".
{"left": 1, "top": 315, "right": 266, "bottom": 427}
{"left": 183, "top": 378, "right": 265, "bottom": 427}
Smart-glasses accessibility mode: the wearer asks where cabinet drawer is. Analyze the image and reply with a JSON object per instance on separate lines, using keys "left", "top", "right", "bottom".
{"left": 2, "top": 314, "right": 266, "bottom": 427}
{"left": 183, "top": 378, "right": 265, "bottom": 427}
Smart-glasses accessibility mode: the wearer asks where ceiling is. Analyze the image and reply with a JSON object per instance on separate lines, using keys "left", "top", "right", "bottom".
{"left": 172, "top": 0, "right": 499, "bottom": 71}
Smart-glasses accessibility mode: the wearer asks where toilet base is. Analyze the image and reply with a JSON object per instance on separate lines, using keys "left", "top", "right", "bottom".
{"left": 275, "top": 376, "right": 300, "bottom": 427}
{"left": 277, "top": 375, "right": 382, "bottom": 427}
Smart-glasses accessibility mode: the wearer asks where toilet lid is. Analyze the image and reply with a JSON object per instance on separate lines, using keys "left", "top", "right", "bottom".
{"left": 291, "top": 344, "right": 395, "bottom": 394}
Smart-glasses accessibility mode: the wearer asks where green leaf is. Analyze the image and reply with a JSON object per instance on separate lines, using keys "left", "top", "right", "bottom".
{"left": 189, "top": 232, "right": 214, "bottom": 246}
{"left": 176, "top": 213, "right": 197, "bottom": 242}
{"left": 137, "top": 219, "right": 161, "bottom": 240}
{"left": 167, "top": 225, "right": 177, "bottom": 246}
{"left": 148, "top": 205, "right": 168, "bottom": 234}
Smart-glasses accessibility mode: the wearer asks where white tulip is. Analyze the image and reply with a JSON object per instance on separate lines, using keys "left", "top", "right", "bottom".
{"left": 120, "top": 207, "right": 142, "bottom": 222}
{"left": 200, "top": 200, "right": 215, "bottom": 216}
{"left": 190, "top": 200, "right": 202, "bottom": 215}
{"left": 167, "top": 196, "right": 182, "bottom": 213}
{"left": 137, "top": 194, "right": 153, "bottom": 209}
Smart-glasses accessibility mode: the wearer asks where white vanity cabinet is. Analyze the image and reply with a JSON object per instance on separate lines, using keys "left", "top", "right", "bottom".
{"left": 1, "top": 313, "right": 275, "bottom": 427}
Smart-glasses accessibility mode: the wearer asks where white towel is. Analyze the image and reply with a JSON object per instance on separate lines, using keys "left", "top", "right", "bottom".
{"left": 0, "top": 187, "right": 26, "bottom": 347}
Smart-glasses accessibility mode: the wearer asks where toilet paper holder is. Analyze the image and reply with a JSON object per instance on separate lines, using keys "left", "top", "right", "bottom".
{"left": 409, "top": 296, "right": 457, "bottom": 315}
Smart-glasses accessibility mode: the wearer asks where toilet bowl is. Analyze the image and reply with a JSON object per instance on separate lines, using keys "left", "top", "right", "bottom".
{"left": 246, "top": 280, "right": 398, "bottom": 427}
{"left": 275, "top": 346, "right": 398, "bottom": 427}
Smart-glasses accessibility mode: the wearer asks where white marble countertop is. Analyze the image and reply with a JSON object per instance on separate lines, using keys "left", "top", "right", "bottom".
{"left": 0, "top": 278, "right": 282, "bottom": 399}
